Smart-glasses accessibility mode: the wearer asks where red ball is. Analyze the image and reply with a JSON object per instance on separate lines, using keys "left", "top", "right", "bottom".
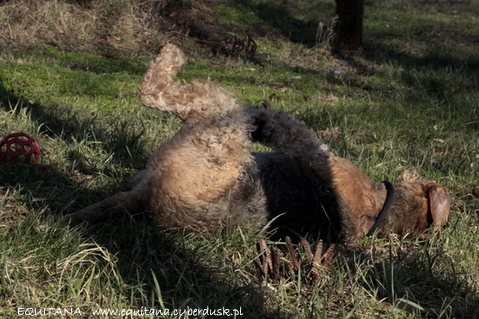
{"left": 0, "top": 133, "right": 41, "bottom": 165}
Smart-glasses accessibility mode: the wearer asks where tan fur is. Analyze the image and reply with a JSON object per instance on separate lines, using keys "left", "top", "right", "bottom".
{"left": 67, "top": 44, "right": 450, "bottom": 242}
{"left": 140, "top": 45, "right": 260, "bottom": 231}
{"left": 140, "top": 44, "right": 240, "bottom": 120}
{"left": 67, "top": 44, "right": 262, "bottom": 232}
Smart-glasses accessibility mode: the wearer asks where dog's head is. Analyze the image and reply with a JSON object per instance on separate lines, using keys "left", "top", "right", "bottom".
{"left": 388, "top": 180, "right": 451, "bottom": 236}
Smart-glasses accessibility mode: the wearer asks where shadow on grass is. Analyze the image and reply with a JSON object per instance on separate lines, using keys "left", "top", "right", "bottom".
{"left": 0, "top": 165, "right": 287, "bottom": 317}
{"left": 230, "top": 0, "right": 320, "bottom": 45}
{"left": 364, "top": 37, "right": 479, "bottom": 74}
{"left": 83, "top": 220, "right": 287, "bottom": 318}
{"left": 0, "top": 82, "right": 288, "bottom": 318}
{"left": 349, "top": 242, "right": 479, "bottom": 318}
{"left": 362, "top": 32, "right": 479, "bottom": 103}
{"left": 357, "top": 249, "right": 479, "bottom": 318}
{"left": 163, "top": 0, "right": 329, "bottom": 47}
{"left": 0, "top": 75, "right": 150, "bottom": 167}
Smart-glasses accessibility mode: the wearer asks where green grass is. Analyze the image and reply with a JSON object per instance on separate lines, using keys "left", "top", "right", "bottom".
{"left": 1, "top": 0, "right": 479, "bottom": 318}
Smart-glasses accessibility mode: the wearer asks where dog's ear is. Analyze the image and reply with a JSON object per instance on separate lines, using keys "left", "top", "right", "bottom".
{"left": 428, "top": 185, "right": 450, "bottom": 229}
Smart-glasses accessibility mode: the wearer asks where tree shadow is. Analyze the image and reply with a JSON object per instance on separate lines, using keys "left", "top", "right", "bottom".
{"left": 231, "top": 0, "right": 320, "bottom": 45}
{"left": 364, "top": 39, "right": 478, "bottom": 127}
{"left": 364, "top": 37, "right": 479, "bottom": 74}
{"left": 0, "top": 72, "right": 150, "bottom": 167}
{"left": 361, "top": 1, "right": 479, "bottom": 102}
{"left": 163, "top": 0, "right": 332, "bottom": 47}
{"left": 359, "top": 251, "right": 479, "bottom": 318}
{"left": 81, "top": 220, "right": 289, "bottom": 318}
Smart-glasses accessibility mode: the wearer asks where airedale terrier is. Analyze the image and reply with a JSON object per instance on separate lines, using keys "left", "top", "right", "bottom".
{"left": 66, "top": 44, "right": 450, "bottom": 242}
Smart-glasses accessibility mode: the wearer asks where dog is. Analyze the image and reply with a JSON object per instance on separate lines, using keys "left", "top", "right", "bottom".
{"left": 65, "top": 44, "right": 450, "bottom": 242}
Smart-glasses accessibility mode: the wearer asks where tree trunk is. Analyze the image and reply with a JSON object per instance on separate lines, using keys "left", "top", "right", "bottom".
{"left": 330, "top": 0, "right": 365, "bottom": 55}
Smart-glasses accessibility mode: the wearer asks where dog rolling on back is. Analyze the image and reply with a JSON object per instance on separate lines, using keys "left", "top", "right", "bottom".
{"left": 66, "top": 44, "right": 449, "bottom": 242}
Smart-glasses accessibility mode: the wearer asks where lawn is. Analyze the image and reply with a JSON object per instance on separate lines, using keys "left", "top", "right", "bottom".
{"left": 1, "top": 0, "right": 478, "bottom": 318}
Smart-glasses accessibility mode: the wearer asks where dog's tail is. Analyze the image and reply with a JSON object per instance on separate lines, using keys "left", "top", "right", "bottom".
{"left": 252, "top": 108, "right": 331, "bottom": 173}
{"left": 140, "top": 44, "right": 238, "bottom": 121}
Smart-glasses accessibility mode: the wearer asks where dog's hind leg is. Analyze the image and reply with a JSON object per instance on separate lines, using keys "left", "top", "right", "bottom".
{"left": 64, "top": 180, "right": 148, "bottom": 225}
{"left": 252, "top": 108, "right": 330, "bottom": 175}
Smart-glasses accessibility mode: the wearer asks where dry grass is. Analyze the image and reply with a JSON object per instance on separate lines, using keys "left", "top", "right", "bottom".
{"left": 0, "top": 0, "right": 171, "bottom": 53}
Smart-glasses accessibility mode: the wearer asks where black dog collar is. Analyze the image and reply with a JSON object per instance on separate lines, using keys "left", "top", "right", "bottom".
{"left": 366, "top": 180, "right": 395, "bottom": 236}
